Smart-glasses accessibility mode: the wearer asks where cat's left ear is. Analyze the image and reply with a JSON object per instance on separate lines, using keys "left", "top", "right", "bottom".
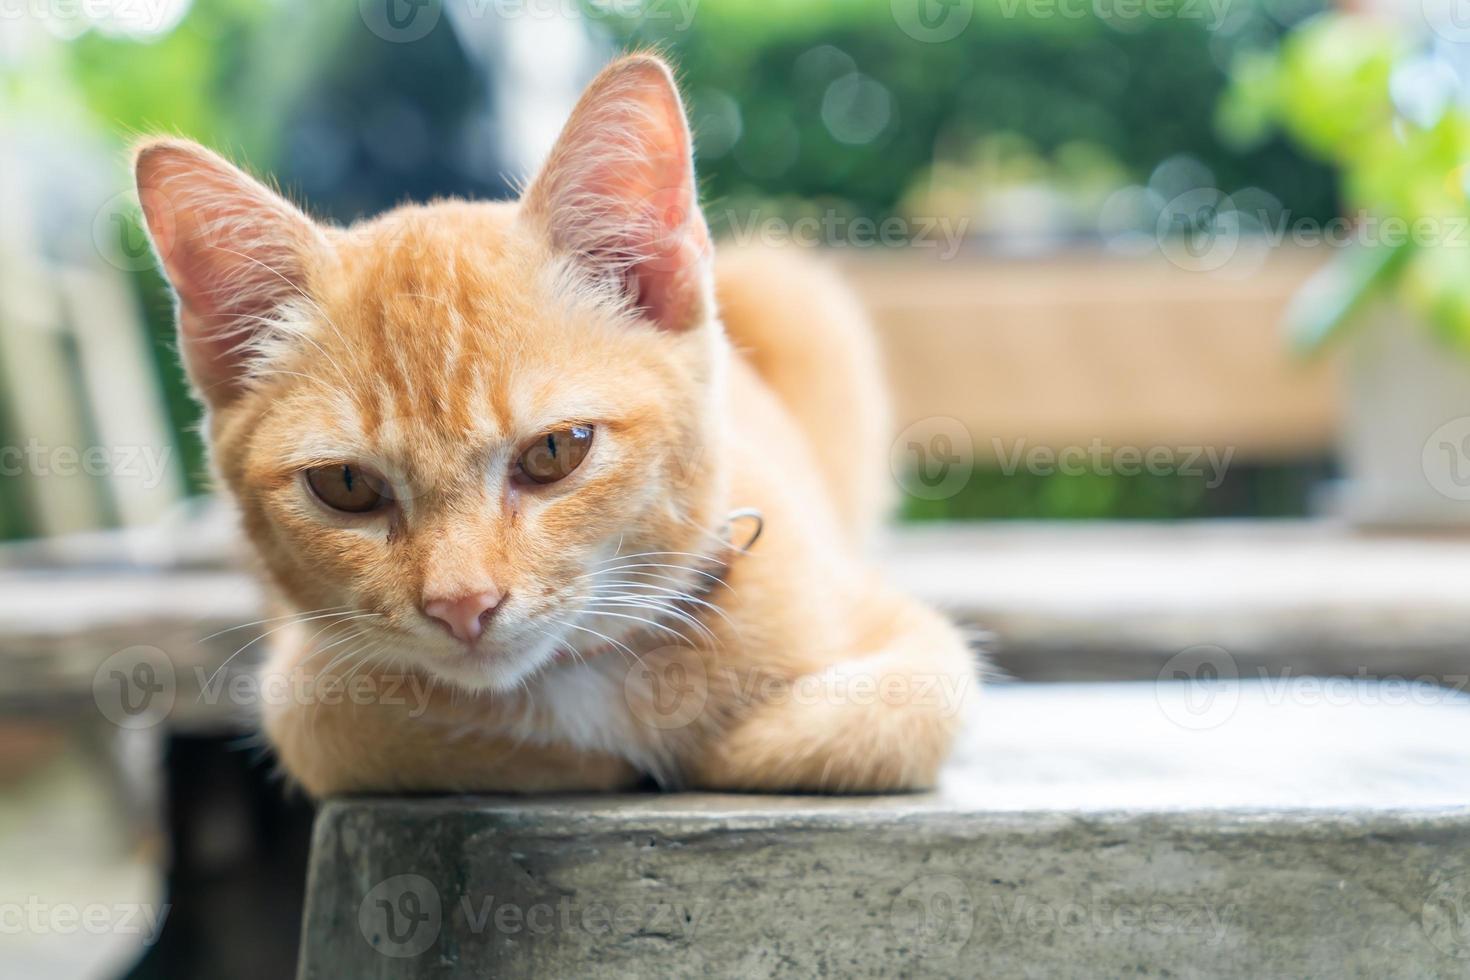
{"left": 520, "top": 54, "right": 712, "bottom": 332}
{"left": 132, "top": 138, "right": 330, "bottom": 405}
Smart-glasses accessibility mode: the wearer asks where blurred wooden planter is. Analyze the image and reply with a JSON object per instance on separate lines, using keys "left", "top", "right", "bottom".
{"left": 842, "top": 247, "right": 1338, "bottom": 463}
{"left": 1336, "top": 305, "right": 1470, "bottom": 526}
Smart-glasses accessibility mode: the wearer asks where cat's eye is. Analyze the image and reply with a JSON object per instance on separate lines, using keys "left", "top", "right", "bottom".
{"left": 516, "top": 426, "right": 594, "bottom": 485}
{"left": 305, "top": 464, "right": 392, "bottom": 514}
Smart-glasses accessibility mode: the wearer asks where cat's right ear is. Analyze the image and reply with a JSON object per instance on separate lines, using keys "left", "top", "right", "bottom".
{"left": 520, "top": 55, "right": 712, "bottom": 333}
{"left": 132, "top": 138, "right": 328, "bottom": 405}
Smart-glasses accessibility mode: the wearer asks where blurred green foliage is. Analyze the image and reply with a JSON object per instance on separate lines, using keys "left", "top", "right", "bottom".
{"left": 9, "top": 3, "right": 357, "bottom": 496}
{"left": 1223, "top": 13, "right": 1470, "bottom": 352}
{"left": 18, "top": 3, "right": 480, "bottom": 494}
{"left": 4, "top": 0, "right": 1345, "bottom": 527}
{"left": 901, "top": 460, "right": 1333, "bottom": 520}
{"left": 611, "top": 0, "right": 1337, "bottom": 225}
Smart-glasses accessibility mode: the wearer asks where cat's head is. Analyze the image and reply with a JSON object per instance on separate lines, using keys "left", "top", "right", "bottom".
{"left": 135, "top": 55, "right": 730, "bottom": 692}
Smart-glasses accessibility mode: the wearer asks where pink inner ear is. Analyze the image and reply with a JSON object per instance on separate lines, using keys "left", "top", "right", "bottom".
{"left": 134, "top": 140, "right": 322, "bottom": 400}
{"left": 523, "top": 57, "right": 713, "bottom": 332}
{"left": 608, "top": 181, "right": 711, "bottom": 331}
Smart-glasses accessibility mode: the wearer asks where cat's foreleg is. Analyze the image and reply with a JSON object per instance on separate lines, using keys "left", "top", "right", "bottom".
{"left": 261, "top": 660, "right": 640, "bottom": 796}
{"left": 687, "top": 602, "right": 977, "bottom": 792}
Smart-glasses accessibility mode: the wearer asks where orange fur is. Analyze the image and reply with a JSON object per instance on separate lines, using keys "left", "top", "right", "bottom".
{"left": 134, "top": 55, "right": 976, "bottom": 796}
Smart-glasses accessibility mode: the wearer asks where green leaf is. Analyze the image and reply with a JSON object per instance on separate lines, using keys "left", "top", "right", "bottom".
{"left": 1285, "top": 239, "right": 1413, "bottom": 355}
{"left": 1276, "top": 14, "right": 1402, "bottom": 163}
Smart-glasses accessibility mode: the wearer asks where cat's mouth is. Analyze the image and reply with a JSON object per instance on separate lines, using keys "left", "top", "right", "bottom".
{"left": 396, "top": 524, "right": 749, "bottom": 690}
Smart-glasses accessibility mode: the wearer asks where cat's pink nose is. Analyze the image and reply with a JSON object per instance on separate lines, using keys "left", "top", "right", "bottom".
{"left": 423, "top": 589, "right": 504, "bottom": 643}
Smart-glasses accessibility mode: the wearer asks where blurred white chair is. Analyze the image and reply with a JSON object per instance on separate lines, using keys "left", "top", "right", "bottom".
{"left": 0, "top": 130, "right": 184, "bottom": 538}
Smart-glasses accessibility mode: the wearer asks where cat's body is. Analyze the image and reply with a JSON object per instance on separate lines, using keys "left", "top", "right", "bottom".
{"left": 136, "top": 55, "right": 975, "bottom": 795}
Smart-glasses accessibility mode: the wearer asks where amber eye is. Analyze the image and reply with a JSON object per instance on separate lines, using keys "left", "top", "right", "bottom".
{"left": 517, "top": 426, "right": 594, "bottom": 485}
{"left": 305, "top": 464, "right": 392, "bottom": 514}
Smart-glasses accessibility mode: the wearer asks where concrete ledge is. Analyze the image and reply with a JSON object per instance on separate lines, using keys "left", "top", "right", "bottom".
{"left": 297, "top": 683, "right": 1470, "bottom": 977}
{"left": 889, "top": 521, "right": 1470, "bottom": 683}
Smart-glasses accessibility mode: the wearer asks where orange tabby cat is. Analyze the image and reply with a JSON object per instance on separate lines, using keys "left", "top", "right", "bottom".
{"left": 134, "top": 54, "right": 976, "bottom": 795}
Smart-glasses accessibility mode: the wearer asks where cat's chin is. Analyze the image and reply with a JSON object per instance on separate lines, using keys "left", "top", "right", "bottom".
{"left": 414, "top": 640, "right": 560, "bottom": 694}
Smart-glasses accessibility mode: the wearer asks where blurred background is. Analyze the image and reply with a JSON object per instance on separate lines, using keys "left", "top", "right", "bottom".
{"left": 0, "top": 0, "right": 1359, "bottom": 534}
{"left": 4, "top": 0, "right": 1470, "bottom": 976}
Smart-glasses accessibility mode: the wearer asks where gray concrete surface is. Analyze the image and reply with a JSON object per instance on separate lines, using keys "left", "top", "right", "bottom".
{"left": 296, "top": 682, "right": 1470, "bottom": 978}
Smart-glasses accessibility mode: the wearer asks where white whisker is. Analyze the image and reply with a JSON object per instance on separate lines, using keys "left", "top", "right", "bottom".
{"left": 203, "top": 609, "right": 377, "bottom": 690}
{"left": 590, "top": 550, "right": 726, "bottom": 567}
{"left": 576, "top": 604, "right": 695, "bottom": 646}
{"left": 199, "top": 605, "right": 354, "bottom": 642}
{"left": 550, "top": 618, "right": 645, "bottom": 667}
